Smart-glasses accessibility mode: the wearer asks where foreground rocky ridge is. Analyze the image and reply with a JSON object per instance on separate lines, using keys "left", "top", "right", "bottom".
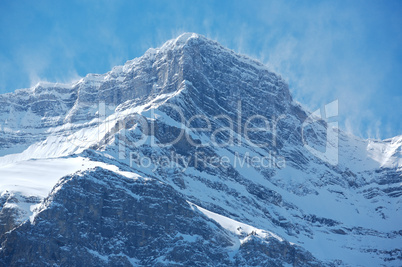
{"left": 0, "top": 167, "right": 321, "bottom": 266}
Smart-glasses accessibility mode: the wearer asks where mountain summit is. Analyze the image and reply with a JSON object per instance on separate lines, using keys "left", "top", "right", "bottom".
{"left": 0, "top": 33, "right": 401, "bottom": 266}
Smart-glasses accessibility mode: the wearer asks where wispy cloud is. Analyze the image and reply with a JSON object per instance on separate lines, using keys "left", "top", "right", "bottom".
{"left": 0, "top": 0, "right": 400, "bottom": 138}
{"left": 230, "top": 0, "right": 402, "bottom": 139}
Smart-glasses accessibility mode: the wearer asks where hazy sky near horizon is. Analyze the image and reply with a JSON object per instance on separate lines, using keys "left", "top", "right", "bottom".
{"left": 0, "top": 0, "right": 401, "bottom": 139}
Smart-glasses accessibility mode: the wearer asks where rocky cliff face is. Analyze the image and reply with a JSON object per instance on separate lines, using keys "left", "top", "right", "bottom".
{"left": 0, "top": 33, "right": 401, "bottom": 266}
{"left": 0, "top": 167, "right": 321, "bottom": 266}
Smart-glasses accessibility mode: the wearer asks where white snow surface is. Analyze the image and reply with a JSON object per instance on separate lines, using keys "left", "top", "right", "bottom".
{"left": 0, "top": 157, "right": 139, "bottom": 198}
{"left": 0, "top": 156, "right": 141, "bottom": 225}
{"left": 191, "top": 202, "right": 285, "bottom": 243}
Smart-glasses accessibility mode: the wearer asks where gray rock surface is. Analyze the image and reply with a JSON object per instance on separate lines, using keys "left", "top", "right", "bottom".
{"left": 0, "top": 167, "right": 321, "bottom": 266}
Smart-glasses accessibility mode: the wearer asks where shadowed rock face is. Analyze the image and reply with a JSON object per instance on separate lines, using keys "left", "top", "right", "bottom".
{"left": 0, "top": 167, "right": 320, "bottom": 266}
{"left": 0, "top": 193, "right": 41, "bottom": 237}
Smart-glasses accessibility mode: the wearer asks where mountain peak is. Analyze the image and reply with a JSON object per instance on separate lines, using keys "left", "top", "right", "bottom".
{"left": 174, "top": 32, "right": 203, "bottom": 44}
{"left": 1, "top": 32, "right": 401, "bottom": 267}
{"left": 155, "top": 32, "right": 213, "bottom": 53}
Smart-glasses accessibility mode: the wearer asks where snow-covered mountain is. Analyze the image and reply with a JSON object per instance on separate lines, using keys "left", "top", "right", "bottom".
{"left": 0, "top": 33, "right": 401, "bottom": 266}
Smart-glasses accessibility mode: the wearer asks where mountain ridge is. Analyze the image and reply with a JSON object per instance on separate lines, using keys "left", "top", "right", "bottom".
{"left": 0, "top": 33, "right": 401, "bottom": 266}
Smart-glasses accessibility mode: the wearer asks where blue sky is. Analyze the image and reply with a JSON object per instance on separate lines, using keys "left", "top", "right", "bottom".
{"left": 0, "top": 0, "right": 401, "bottom": 139}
